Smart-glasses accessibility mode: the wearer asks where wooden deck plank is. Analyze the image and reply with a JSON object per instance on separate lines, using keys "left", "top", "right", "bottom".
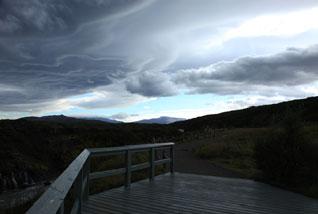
{"left": 83, "top": 173, "right": 318, "bottom": 214}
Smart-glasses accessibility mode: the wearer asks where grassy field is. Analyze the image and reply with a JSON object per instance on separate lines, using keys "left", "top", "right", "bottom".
{"left": 193, "top": 125, "right": 318, "bottom": 198}
{"left": 193, "top": 128, "right": 267, "bottom": 178}
{"left": 1, "top": 97, "right": 317, "bottom": 213}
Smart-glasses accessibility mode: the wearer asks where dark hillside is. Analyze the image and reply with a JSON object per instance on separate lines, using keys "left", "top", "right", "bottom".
{"left": 173, "top": 96, "right": 318, "bottom": 131}
{"left": 1, "top": 96, "right": 317, "bottom": 192}
{"left": 0, "top": 118, "right": 178, "bottom": 190}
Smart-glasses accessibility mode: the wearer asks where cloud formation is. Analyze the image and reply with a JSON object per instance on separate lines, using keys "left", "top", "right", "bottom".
{"left": 0, "top": 0, "right": 147, "bottom": 36}
{"left": 0, "top": 0, "right": 150, "bottom": 113}
{"left": 1, "top": 0, "right": 318, "bottom": 116}
{"left": 109, "top": 113, "right": 139, "bottom": 121}
{"left": 0, "top": 56, "right": 130, "bottom": 106}
{"left": 126, "top": 72, "right": 177, "bottom": 97}
{"left": 174, "top": 45, "right": 318, "bottom": 96}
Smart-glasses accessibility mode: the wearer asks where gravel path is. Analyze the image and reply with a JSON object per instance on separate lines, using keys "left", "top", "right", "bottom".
{"left": 175, "top": 141, "right": 243, "bottom": 178}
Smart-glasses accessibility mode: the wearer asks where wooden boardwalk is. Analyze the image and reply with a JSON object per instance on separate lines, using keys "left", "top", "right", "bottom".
{"left": 83, "top": 173, "right": 318, "bottom": 214}
{"left": 27, "top": 143, "right": 318, "bottom": 214}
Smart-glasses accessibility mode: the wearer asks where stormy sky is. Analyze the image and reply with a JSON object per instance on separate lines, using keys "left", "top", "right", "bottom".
{"left": 1, "top": 0, "right": 318, "bottom": 121}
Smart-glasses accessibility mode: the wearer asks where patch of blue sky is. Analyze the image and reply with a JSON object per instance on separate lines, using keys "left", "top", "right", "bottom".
{"left": 47, "top": 93, "right": 232, "bottom": 118}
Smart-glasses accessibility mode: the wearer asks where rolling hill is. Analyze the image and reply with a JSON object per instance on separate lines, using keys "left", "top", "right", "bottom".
{"left": 173, "top": 96, "right": 318, "bottom": 130}
{"left": 0, "top": 96, "right": 317, "bottom": 192}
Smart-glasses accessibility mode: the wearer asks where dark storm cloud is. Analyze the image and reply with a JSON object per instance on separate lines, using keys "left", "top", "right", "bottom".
{"left": 1, "top": 0, "right": 318, "bottom": 115}
{"left": 126, "top": 72, "right": 177, "bottom": 97}
{"left": 0, "top": 0, "right": 149, "bottom": 112}
{"left": 0, "top": 0, "right": 145, "bottom": 37}
{"left": 0, "top": 56, "right": 129, "bottom": 106}
{"left": 174, "top": 45, "right": 318, "bottom": 95}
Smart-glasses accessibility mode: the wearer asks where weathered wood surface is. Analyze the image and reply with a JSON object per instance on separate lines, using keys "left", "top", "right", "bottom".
{"left": 83, "top": 173, "right": 318, "bottom": 214}
{"left": 27, "top": 149, "right": 90, "bottom": 214}
{"left": 88, "top": 142, "right": 174, "bottom": 157}
{"left": 27, "top": 143, "right": 175, "bottom": 214}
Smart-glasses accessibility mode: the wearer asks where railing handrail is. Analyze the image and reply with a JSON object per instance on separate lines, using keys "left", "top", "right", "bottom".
{"left": 27, "top": 149, "right": 90, "bottom": 214}
{"left": 88, "top": 142, "right": 174, "bottom": 156}
{"left": 27, "top": 143, "right": 175, "bottom": 214}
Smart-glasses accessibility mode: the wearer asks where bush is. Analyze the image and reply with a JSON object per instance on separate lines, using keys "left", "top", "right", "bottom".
{"left": 195, "top": 141, "right": 253, "bottom": 159}
{"left": 255, "top": 114, "right": 318, "bottom": 192}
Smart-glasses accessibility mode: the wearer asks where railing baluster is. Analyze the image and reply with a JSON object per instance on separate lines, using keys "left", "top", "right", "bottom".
{"left": 163, "top": 149, "right": 168, "bottom": 172}
{"left": 83, "top": 157, "right": 90, "bottom": 201}
{"left": 28, "top": 143, "right": 174, "bottom": 214}
{"left": 149, "top": 148, "right": 155, "bottom": 181}
{"left": 125, "top": 150, "right": 132, "bottom": 188}
{"left": 74, "top": 169, "right": 83, "bottom": 214}
{"left": 170, "top": 145, "right": 175, "bottom": 174}
{"left": 57, "top": 201, "right": 64, "bottom": 214}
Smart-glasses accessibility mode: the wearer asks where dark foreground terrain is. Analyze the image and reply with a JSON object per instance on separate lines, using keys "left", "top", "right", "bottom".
{"left": 1, "top": 96, "right": 318, "bottom": 213}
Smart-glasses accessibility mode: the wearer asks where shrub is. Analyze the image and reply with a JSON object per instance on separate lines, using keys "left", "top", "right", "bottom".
{"left": 255, "top": 114, "right": 318, "bottom": 191}
{"left": 195, "top": 141, "right": 253, "bottom": 159}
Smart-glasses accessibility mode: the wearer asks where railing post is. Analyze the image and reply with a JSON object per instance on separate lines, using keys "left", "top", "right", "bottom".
{"left": 57, "top": 202, "right": 64, "bottom": 214}
{"left": 149, "top": 148, "right": 155, "bottom": 181}
{"left": 74, "top": 169, "right": 83, "bottom": 214}
{"left": 163, "top": 149, "right": 169, "bottom": 172}
{"left": 83, "top": 156, "right": 90, "bottom": 201}
{"left": 170, "top": 145, "right": 175, "bottom": 174}
{"left": 125, "top": 150, "right": 132, "bottom": 188}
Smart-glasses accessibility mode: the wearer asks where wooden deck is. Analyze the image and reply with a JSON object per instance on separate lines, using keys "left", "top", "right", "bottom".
{"left": 83, "top": 173, "right": 318, "bottom": 214}
{"left": 27, "top": 143, "right": 318, "bottom": 214}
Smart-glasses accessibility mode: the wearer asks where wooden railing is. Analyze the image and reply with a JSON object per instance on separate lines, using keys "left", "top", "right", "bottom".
{"left": 27, "top": 142, "right": 175, "bottom": 214}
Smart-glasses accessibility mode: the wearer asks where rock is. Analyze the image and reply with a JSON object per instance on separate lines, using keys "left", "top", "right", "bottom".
{"left": 17, "top": 171, "right": 25, "bottom": 187}
{"left": 3, "top": 177, "right": 7, "bottom": 190}
{"left": 0, "top": 173, "right": 3, "bottom": 192}
{"left": 29, "top": 176, "right": 35, "bottom": 185}
{"left": 23, "top": 171, "right": 29, "bottom": 186}
{"left": 11, "top": 172, "right": 18, "bottom": 189}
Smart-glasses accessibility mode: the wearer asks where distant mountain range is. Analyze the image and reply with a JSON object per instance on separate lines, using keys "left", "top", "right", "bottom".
{"left": 133, "top": 116, "right": 186, "bottom": 124}
{"left": 2, "top": 96, "right": 317, "bottom": 190}
{"left": 78, "top": 117, "right": 122, "bottom": 123}
{"left": 20, "top": 115, "right": 185, "bottom": 124}
{"left": 16, "top": 96, "right": 318, "bottom": 127}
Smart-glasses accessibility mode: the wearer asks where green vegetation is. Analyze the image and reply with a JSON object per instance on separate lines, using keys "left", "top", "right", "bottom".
{"left": 1, "top": 96, "right": 316, "bottom": 184}
{"left": 1, "top": 96, "right": 318, "bottom": 213}
{"left": 174, "top": 96, "right": 318, "bottom": 131}
{"left": 0, "top": 119, "right": 178, "bottom": 184}
{"left": 194, "top": 128, "right": 265, "bottom": 178}
{"left": 0, "top": 119, "right": 178, "bottom": 213}
{"left": 255, "top": 115, "right": 318, "bottom": 198}
{"left": 193, "top": 118, "right": 318, "bottom": 198}
{"left": 0, "top": 191, "right": 43, "bottom": 214}
{"left": 185, "top": 97, "right": 318, "bottom": 198}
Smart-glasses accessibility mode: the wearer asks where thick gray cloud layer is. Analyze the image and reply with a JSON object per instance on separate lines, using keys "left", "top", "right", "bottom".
{"left": 0, "top": 0, "right": 150, "bottom": 112}
{"left": 126, "top": 72, "right": 177, "bottom": 97}
{"left": 0, "top": 0, "right": 145, "bottom": 36}
{"left": 0, "top": 56, "right": 128, "bottom": 105}
{"left": 174, "top": 45, "right": 318, "bottom": 95}
{"left": 0, "top": 0, "right": 318, "bottom": 114}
